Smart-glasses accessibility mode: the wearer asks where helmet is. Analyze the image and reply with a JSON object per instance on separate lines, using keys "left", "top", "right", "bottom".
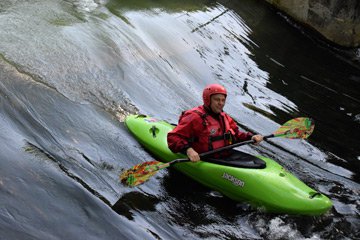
{"left": 202, "top": 84, "right": 227, "bottom": 106}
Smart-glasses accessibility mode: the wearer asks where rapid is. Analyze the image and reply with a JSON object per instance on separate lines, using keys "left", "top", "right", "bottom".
{"left": 0, "top": 0, "right": 359, "bottom": 239}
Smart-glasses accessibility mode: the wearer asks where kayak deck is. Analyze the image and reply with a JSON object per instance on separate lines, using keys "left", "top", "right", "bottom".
{"left": 124, "top": 114, "right": 332, "bottom": 215}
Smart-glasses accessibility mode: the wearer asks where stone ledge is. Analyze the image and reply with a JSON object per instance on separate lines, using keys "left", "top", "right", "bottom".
{"left": 265, "top": 0, "right": 360, "bottom": 48}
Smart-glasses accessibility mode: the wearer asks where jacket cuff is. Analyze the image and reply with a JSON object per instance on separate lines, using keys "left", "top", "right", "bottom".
{"left": 180, "top": 144, "right": 191, "bottom": 155}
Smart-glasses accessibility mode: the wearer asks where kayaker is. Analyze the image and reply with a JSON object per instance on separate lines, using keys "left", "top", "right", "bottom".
{"left": 167, "top": 83, "right": 263, "bottom": 162}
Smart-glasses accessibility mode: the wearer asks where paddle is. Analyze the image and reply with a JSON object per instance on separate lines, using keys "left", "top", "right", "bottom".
{"left": 120, "top": 117, "right": 314, "bottom": 187}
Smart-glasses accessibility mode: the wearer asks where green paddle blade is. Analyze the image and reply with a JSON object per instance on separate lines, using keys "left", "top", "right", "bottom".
{"left": 273, "top": 117, "right": 314, "bottom": 139}
{"left": 120, "top": 160, "right": 170, "bottom": 187}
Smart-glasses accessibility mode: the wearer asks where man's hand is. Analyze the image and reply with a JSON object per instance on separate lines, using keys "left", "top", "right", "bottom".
{"left": 186, "top": 147, "right": 200, "bottom": 162}
{"left": 252, "top": 134, "right": 264, "bottom": 145}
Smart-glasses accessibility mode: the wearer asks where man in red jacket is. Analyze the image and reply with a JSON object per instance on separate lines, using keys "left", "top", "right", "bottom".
{"left": 167, "top": 83, "right": 263, "bottom": 162}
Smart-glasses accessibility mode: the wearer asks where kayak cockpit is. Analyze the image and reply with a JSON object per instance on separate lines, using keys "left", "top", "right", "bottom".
{"left": 203, "top": 150, "right": 266, "bottom": 169}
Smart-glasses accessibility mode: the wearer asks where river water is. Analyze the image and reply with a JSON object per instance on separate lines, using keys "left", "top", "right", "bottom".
{"left": 0, "top": 0, "right": 359, "bottom": 239}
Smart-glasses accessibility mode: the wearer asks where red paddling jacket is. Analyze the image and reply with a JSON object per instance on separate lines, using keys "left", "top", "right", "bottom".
{"left": 167, "top": 105, "right": 253, "bottom": 156}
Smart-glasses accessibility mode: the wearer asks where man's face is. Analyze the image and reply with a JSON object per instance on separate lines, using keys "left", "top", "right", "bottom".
{"left": 210, "top": 94, "right": 226, "bottom": 113}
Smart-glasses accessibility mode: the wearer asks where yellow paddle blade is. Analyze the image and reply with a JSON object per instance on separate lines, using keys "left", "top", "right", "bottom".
{"left": 120, "top": 161, "right": 170, "bottom": 187}
{"left": 273, "top": 117, "right": 315, "bottom": 139}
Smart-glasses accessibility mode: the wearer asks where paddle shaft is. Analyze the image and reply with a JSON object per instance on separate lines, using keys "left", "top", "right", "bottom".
{"left": 121, "top": 117, "right": 314, "bottom": 187}
{"left": 170, "top": 133, "right": 274, "bottom": 165}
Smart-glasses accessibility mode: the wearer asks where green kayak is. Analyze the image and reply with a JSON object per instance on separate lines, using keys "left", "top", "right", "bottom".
{"left": 125, "top": 114, "right": 332, "bottom": 215}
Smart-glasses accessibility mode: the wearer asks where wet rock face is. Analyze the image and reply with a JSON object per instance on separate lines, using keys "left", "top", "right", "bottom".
{"left": 265, "top": 0, "right": 360, "bottom": 48}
